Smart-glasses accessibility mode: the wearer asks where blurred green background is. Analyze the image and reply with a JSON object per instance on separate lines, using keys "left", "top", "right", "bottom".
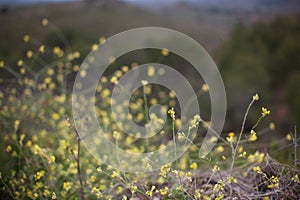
{"left": 0, "top": 0, "right": 299, "bottom": 135}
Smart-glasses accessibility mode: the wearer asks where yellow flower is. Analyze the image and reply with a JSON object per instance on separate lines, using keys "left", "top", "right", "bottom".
{"left": 190, "top": 162, "right": 198, "bottom": 170}
{"left": 52, "top": 46, "right": 63, "bottom": 57}
{"left": 63, "top": 182, "right": 73, "bottom": 191}
{"left": 227, "top": 176, "right": 237, "bottom": 183}
{"left": 41, "top": 18, "right": 48, "bottom": 26}
{"left": 80, "top": 69, "right": 87, "bottom": 78}
{"left": 39, "top": 45, "right": 45, "bottom": 53}
{"left": 194, "top": 189, "right": 201, "bottom": 199}
{"left": 23, "top": 34, "right": 30, "bottom": 43}
{"left": 159, "top": 187, "right": 169, "bottom": 195}
{"left": 201, "top": 84, "right": 209, "bottom": 92}
{"left": 91, "top": 44, "right": 98, "bottom": 51}
{"left": 161, "top": 48, "right": 169, "bottom": 56}
{"left": 121, "top": 65, "right": 129, "bottom": 72}
{"left": 6, "top": 145, "right": 12, "bottom": 152}
{"left": 0, "top": 60, "right": 4, "bottom": 68}
{"left": 34, "top": 170, "right": 45, "bottom": 180}
{"left": 168, "top": 107, "right": 175, "bottom": 121}
{"left": 27, "top": 50, "right": 33, "bottom": 59}
{"left": 145, "top": 185, "right": 155, "bottom": 197}
{"left": 292, "top": 174, "right": 300, "bottom": 183}
{"left": 213, "top": 180, "right": 225, "bottom": 192}
{"left": 51, "top": 192, "right": 57, "bottom": 199}
{"left": 113, "top": 131, "right": 121, "bottom": 140}
{"left": 14, "top": 120, "right": 20, "bottom": 130}
{"left": 215, "top": 145, "right": 224, "bottom": 153}
{"left": 248, "top": 151, "right": 264, "bottom": 163}
{"left": 20, "top": 67, "right": 26, "bottom": 74}
{"left": 248, "top": 130, "right": 257, "bottom": 142}
{"left": 17, "top": 59, "right": 23, "bottom": 67}
{"left": 141, "top": 80, "right": 148, "bottom": 86}
{"left": 190, "top": 114, "right": 201, "bottom": 128}
{"left": 253, "top": 166, "right": 262, "bottom": 174}
{"left": 52, "top": 113, "right": 60, "bottom": 121}
{"left": 147, "top": 66, "right": 155, "bottom": 77}
{"left": 261, "top": 107, "right": 270, "bottom": 116}
{"left": 253, "top": 93, "right": 259, "bottom": 101}
{"left": 32, "top": 144, "right": 42, "bottom": 155}
{"left": 286, "top": 133, "right": 292, "bottom": 141}
{"left": 130, "top": 183, "right": 138, "bottom": 194}
{"left": 99, "top": 36, "right": 106, "bottom": 44}
{"left": 212, "top": 165, "right": 220, "bottom": 172}
{"left": 159, "top": 164, "right": 171, "bottom": 178}
{"left": 269, "top": 122, "right": 275, "bottom": 130}
{"left": 48, "top": 155, "right": 55, "bottom": 164}
{"left": 110, "top": 76, "right": 118, "bottom": 84}
{"left": 226, "top": 132, "right": 236, "bottom": 143}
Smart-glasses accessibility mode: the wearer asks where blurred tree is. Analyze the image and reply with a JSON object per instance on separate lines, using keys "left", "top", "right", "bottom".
{"left": 217, "top": 16, "right": 300, "bottom": 131}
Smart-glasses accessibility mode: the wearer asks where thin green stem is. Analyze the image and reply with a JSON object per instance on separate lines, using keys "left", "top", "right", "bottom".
{"left": 172, "top": 119, "right": 177, "bottom": 161}
{"left": 0, "top": 175, "right": 15, "bottom": 199}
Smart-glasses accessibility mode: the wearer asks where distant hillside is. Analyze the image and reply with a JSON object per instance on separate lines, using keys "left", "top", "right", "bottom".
{"left": 0, "top": 0, "right": 299, "bottom": 65}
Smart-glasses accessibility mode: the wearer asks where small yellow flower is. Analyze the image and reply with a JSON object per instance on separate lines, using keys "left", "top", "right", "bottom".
{"left": 121, "top": 65, "right": 129, "bottom": 72}
{"left": 248, "top": 130, "right": 257, "bottom": 142}
{"left": 161, "top": 48, "right": 169, "bottom": 56}
{"left": 253, "top": 166, "right": 262, "bottom": 174}
{"left": 23, "top": 34, "right": 30, "bottom": 43}
{"left": 6, "top": 145, "right": 12, "bottom": 152}
{"left": 286, "top": 133, "right": 292, "bottom": 141}
{"left": 212, "top": 165, "right": 220, "bottom": 172}
{"left": 159, "top": 164, "right": 171, "bottom": 178}
{"left": 226, "top": 132, "right": 236, "bottom": 143}
{"left": 80, "top": 69, "right": 87, "bottom": 78}
{"left": 110, "top": 76, "right": 118, "bottom": 84}
{"left": 190, "top": 162, "right": 198, "bottom": 170}
{"left": 51, "top": 192, "right": 57, "bottom": 199}
{"left": 39, "top": 45, "right": 45, "bottom": 53}
{"left": 261, "top": 107, "right": 270, "bottom": 116}
{"left": 269, "top": 122, "right": 275, "bottom": 130}
{"left": 91, "top": 44, "right": 98, "bottom": 51}
{"left": 253, "top": 93, "right": 259, "bottom": 101}
{"left": 145, "top": 185, "right": 155, "bottom": 197}
{"left": 159, "top": 187, "right": 169, "bottom": 195}
{"left": 201, "top": 84, "right": 209, "bottom": 92}
{"left": 52, "top": 46, "right": 63, "bottom": 57}
{"left": 48, "top": 155, "right": 55, "bottom": 164}
{"left": 34, "top": 170, "right": 45, "bottom": 180}
{"left": 168, "top": 107, "right": 175, "bottom": 121}
{"left": 215, "top": 145, "right": 224, "bottom": 153}
{"left": 130, "top": 183, "right": 138, "bottom": 194}
{"left": 41, "top": 18, "right": 48, "bottom": 26}
{"left": 99, "top": 36, "right": 106, "bottom": 44}
{"left": 248, "top": 151, "right": 265, "bottom": 163}
{"left": 141, "top": 80, "right": 148, "bottom": 86}
{"left": 0, "top": 60, "right": 4, "bottom": 68}
{"left": 227, "top": 176, "right": 237, "bottom": 183}
{"left": 147, "top": 66, "right": 155, "bottom": 77}
{"left": 194, "top": 189, "right": 201, "bottom": 199}
{"left": 52, "top": 113, "right": 60, "bottom": 121}
{"left": 213, "top": 180, "right": 225, "bottom": 192}
{"left": 14, "top": 120, "right": 20, "bottom": 130}
{"left": 113, "top": 131, "right": 121, "bottom": 140}
{"left": 190, "top": 114, "right": 201, "bottom": 128}
{"left": 17, "top": 59, "right": 23, "bottom": 67}
{"left": 27, "top": 50, "right": 33, "bottom": 59}
{"left": 63, "top": 182, "right": 73, "bottom": 191}
{"left": 292, "top": 174, "right": 300, "bottom": 183}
